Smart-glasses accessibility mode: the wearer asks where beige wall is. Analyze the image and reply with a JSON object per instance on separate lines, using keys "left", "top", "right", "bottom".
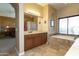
{"left": 24, "top": 3, "right": 43, "bottom": 32}
{"left": 24, "top": 3, "right": 58, "bottom": 34}
{"left": 48, "top": 5, "right": 58, "bottom": 35}
{"left": 24, "top": 3, "right": 43, "bottom": 16}
{"left": 56, "top": 4, "right": 79, "bottom": 34}
{"left": 0, "top": 16, "right": 15, "bottom": 27}
{"left": 42, "top": 4, "right": 58, "bottom": 34}
{"left": 42, "top": 4, "right": 49, "bottom": 32}
{"left": 57, "top": 4, "right": 79, "bottom": 18}
{"left": 41, "top": 4, "right": 79, "bottom": 35}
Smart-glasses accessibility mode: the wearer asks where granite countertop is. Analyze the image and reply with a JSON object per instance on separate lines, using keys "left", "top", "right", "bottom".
{"left": 24, "top": 31, "right": 47, "bottom": 35}
{"left": 65, "top": 38, "right": 79, "bottom": 56}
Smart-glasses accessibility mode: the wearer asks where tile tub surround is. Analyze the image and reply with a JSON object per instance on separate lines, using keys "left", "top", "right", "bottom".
{"left": 51, "top": 35, "right": 75, "bottom": 41}
{"left": 24, "top": 37, "right": 74, "bottom": 56}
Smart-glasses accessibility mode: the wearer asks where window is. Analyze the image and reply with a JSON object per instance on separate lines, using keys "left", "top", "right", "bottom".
{"left": 68, "top": 16, "right": 79, "bottom": 35}
{"left": 59, "top": 15, "right": 79, "bottom": 35}
{"left": 59, "top": 18, "right": 67, "bottom": 34}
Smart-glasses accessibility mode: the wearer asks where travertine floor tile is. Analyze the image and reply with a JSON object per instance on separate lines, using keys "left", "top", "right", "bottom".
{"left": 25, "top": 37, "right": 74, "bottom": 56}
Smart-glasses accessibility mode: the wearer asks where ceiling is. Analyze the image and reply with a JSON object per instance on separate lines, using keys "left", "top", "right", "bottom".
{"left": 49, "top": 3, "right": 67, "bottom": 10}
{"left": 37, "top": 3, "right": 47, "bottom": 6}
{"left": 0, "top": 3, "right": 14, "bottom": 13}
{"left": 37, "top": 3, "right": 68, "bottom": 10}
{"left": 0, "top": 3, "right": 15, "bottom": 17}
{"left": 37, "top": 3, "right": 79, "bottom": 10}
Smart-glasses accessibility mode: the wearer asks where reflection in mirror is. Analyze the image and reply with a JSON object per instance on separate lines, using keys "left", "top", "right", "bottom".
{"left": 50, "top": 20, "right": 54, "bottom": 27}
{"left": 24, "top": 13, "right": 38, "bottom": 32}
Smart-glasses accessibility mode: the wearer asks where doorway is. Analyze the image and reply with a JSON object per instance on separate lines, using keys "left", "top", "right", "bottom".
{"left": 0, "top": 3, "right": 16, "bottom": 56}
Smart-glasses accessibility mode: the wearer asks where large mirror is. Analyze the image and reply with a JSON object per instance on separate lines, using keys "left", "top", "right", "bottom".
{"left": 24, "top": 13, "right": 38, "bottom": 32}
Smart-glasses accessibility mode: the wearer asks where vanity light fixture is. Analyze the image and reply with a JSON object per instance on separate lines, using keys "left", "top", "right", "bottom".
{"left": 44, "top": 21, "right": 46, "bottom": 24}
{"left": 25, "top": 9, "right": 41, "bottom": 16}
{"left": 39, "top": 22, "right": 41, "bottom": 24}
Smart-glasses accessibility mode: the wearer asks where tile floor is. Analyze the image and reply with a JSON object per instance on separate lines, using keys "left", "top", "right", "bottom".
{"left": 25, "top": 36, "right": 74, "bottom": 56}
{"left": 0, "top": 38, "right": 16, "bottom": 56}
{"left": 51, "top": 35, "right": 75, "bottom": 41}
{"left": 0, "top": 35, "right": 75, "bottom": 56}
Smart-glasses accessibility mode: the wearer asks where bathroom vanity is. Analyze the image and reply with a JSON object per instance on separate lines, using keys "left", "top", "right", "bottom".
{"left": 24, "top": 13, "right": 47, "bottom": 51}
{"left": 24, "top": 32, "right": 47, "bottom": 51}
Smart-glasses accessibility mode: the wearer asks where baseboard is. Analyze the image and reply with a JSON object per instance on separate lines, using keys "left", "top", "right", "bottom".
{"left": 18, "top": 51, "right": 25, "bottom": 56}
{"left": 15, "top": 47, "right": 25, "bottom": 56}
{"left": 15, "top": 47, "right": 19, "bottom": 56}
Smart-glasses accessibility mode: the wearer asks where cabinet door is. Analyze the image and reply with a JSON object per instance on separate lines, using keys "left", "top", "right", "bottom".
{"left": 34, "top": 34, "right": 42, "bottom": 47}
{"left": 24, "top": 33, "right": 47, "bottom": 51}
{"left": 41, "top": 33, "right": 47, "bottom": 44}
{"left": 24, "top": 35, "right": 33, "bottom": 51}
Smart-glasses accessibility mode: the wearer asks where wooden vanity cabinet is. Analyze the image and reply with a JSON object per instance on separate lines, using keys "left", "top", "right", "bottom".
{"left": 24, "top": 32, "right": 47, "bottom": 51}
{"left": 34, "top": 34, "right": 42, "bottom": 47}
{"left": 41, "top": 33, "right": 47, "bottom": 44}
{"left": 24, "top": 35, "right": 33, "bottom": 51}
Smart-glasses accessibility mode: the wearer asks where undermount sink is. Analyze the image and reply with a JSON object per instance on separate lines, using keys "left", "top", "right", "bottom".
{"left": 28, "top": 31, "right": 33, "bottom": 33}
